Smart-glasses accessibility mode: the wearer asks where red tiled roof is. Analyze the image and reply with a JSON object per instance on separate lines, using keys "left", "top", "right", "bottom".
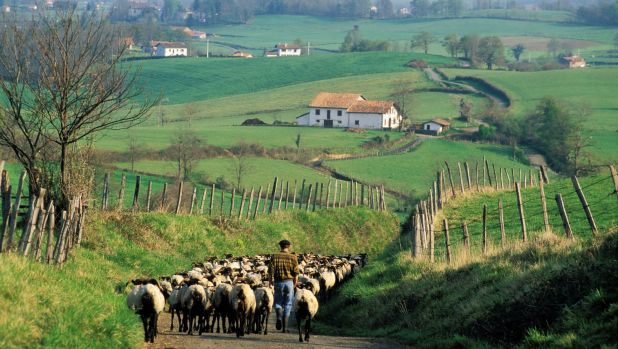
{"left": 429, "top": 118, "right": 451, "bottom": 126}
{"left": 309, "top": 92, "right": 364, "bottom": 109}
{"left": 276, "top": 43, "right": 301, "bottom": 50}
{"left": 347, "top": 100, "right": 395, "bottom": 114}
{"left": 156, "top": 42, "right": 187, "bottom": 49}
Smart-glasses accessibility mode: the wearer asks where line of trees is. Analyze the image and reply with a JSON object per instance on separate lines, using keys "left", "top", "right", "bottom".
{"left": 340, "top": 26, "right": 390, "bottom": 52}
{"left": 576, "top": 0, "right": 618, "bottom": 25}
{"left": 409, "top": 0, "right": 464, "bottom": 18}
{"left": 411, "top": 32, "right": 506, "bottom": 69}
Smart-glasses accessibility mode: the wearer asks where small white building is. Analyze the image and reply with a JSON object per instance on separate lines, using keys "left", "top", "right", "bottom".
{"left": 422, "top": 119, "right": 451, "bottom": 134}
{"left": 156, "top": 42, "right": 188, "bottom": 57}
{"left": 266, "top": 43, "right": 301, "bottom": 57}
{"left": 297, "top": 92, "right": 402, "bottom": 130}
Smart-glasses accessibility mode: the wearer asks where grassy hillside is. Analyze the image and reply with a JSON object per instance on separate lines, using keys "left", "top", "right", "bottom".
{"left": 442, "top": 68, "right": 618, "bottom": 163}
{"left": 318, "top": 228, "right": 618, "bottom": 348}
{"left": 0, "top": 208, "right": 399, "bottom": 349}
{"left": 197, "top": 15, "right": 614, "bottom": 53}
{"left": 136, "top": 52, "right": 453, "bottom": 105}
{"left": 324, "top": 139, "right": 531, "bottom": 195}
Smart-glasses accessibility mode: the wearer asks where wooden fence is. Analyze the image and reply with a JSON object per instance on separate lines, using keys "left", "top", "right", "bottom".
{"left": 0, "top": 161, "right": 85, "bottom": 266}
{"left": 408, "top": 157, "right": 618, "bottom": 264}
{"left": 98, "top": 174, "right": 387, "bottom": 219}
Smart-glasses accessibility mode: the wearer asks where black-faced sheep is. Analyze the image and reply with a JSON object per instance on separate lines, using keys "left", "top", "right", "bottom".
{"left": 229, "top": 283, "right": 256, "bottom": 338}
{"left": 213, "top": 283, "right": 233, "bottom": 334}
{"left": 126, "top": 279, "right": 165, "bottom": 343}
{"left": 293, "top": 287, "right": 319, "bottom": 343}
{"left": 181, "top": 284, "right": 210, "bottom": 335}
{"left": 253, "top": 286, "right": 274, "bottom": 335}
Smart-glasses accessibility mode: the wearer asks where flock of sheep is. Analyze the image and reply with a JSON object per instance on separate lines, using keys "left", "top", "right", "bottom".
{"left": 126, "top": 253, "right": 367, "bottom": 343}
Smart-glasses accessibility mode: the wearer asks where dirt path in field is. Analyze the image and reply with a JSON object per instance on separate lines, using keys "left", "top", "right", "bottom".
{"left": 147, "top": 311, "right": 409, "bottom": 349}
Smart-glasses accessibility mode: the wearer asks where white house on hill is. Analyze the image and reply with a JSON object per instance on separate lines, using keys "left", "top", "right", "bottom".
{"left": 156, "top": 42, "right": 188, "bottom": 57}
{"left": 266, "top": 43, "right": 302, "bottom": 57}
{"left": 422, "top": 118, "right": 451, "bottom": 134}
{"left": 297, "top": 92, "right": 402, "bottom": 130}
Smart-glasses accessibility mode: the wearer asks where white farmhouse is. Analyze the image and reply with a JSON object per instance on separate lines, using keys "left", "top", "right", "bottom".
{"left": 297, "top": 92, "right": 402, "bottom": 130}
{"left": 156, "top": 42, "right": 188, "bottom": 57}
{"left": 266, "top": 43, "right": 302, "bottom": 57}
{"left": 422, "top": 119, "right": 451, "bottom": 135}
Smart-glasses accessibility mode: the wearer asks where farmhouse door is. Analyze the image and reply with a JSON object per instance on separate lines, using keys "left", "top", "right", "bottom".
{"left": 324, "top": 120, "right": 334, "bottom": 128}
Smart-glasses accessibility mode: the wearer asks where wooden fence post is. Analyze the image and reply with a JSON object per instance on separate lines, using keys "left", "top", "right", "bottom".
{"left": 285, "top": 182, "right": 290, "bottom": 210}
{"left": 571, "top": 175, "right": 598, "bottom": 235}
{"left": 492, "top": 164, "right": 498, "bottom": 190}
{"left": 53, "top": 211, "right": 68, "bottom": 265}
{"left": 429, "top": 211, "right": 435, "bottom": 263}
{"left": 326, "top": 180, "right": 332, "bottom": 208}
{"left": 118, "top": 174, "right": 126, "bottom": 210}
{"left": 312, "top": 183, "right": 319, "bottom": 212}
{"left": 0, "top": 170, "right": 10, "bottom": 251}
{"left": 539, "top": 173, "right": 550, "bottom": 232}
{"left": 485, "top": 158, "right": 493, "bottom": 188}
{"left": 462, "top": 221, "right": 470, "bottom": 252}
{"left": 253, "top": 186, "right": 263, "bottom": 220}
{"left": 269, "top": 177, "right": 278, "bottom": 214}
{"left": 298, "top": 180, "right": 306, "bottom": 210}
{"left": 146, "top": 181, "right": 153, "bottom": 212}
{"left": 199, "top": 186, "right": 208, "bottom": 214}
{"left": 262, "top": 184, "right": 270, "bottom": 215}
{"left": 33, "top": 204, "right": 50, "bottom": 261}
{"left": 499, "top": 199, "right": 506, "bottom": 247}
{"left": 189, "top": 187, "right": 197, "bottom": 215}
{"left": 246, "top": 187, "right": 255, "bottom": 219}
{"left": 506, "top": 170, "right": 511, "bottom": 189}
{"left": 609, "top": 165, "right": 618, "bottom": 199}
{"left": 332, "top": 180, "right": 338, "bottom": 208}
{"left": 23, "top": 189, "right": 46, "bottom": 256}
{"left": 419, "top": 202, "right": 427, "bottom": 250}
{"left": 6, "top": 171, "right": 26, "bottom": 252}
{"left": 45, "top": 203, "right": 55, "bottom": 264}
{"left": 433, "top": 180, "right": 438, "bottom": 211}
{"left": 412, "top": 206, "right": 420, "bottom": 258}
{"left": 445, "top": 161, "right": 456, "bottom": 198}
{"left": 161, "top": 182, "right": 168, "bottom": 211}
{"left": 457, "top": 162, "right": 465, "bottom": 194}
{"left": 437, "top": 171, "right": 443, "bottom": 209}
{"left": 277, "top": 181, "right": 284, "bottom": 211}
{"left": 464, "top": 162, "right": 472, "bottom": 190}
{"left": 291, "top": 180, "right": 298, "bottom": 209}
{"left": 132, "top": 175, "right": 141, "bottom": 211}
{"left": 175, "top": 182, "right": 183, "bottom": 215}
{"left": 305, "top": 184, "right": 313, "bottom": 212}
{"left": 441, "top": 170, "right": 448, "bottom": 204}
{"left": 381, "top": 186, "right": 387, "bottom": 211}
{"left": 516, "top": 183, "right": 527, "bottom": 242}
{"left": 444, "top": 219, "right": 452, "bottom": 264}
{"left": 209, "top": 184, "right": 215, "bottom": 216}
{"left": 229, "top": 189, "right": 236, "bottom": 217}
{"left": 555, "top": 193, "right": 573, "bottom": 239}
{"left": 319, "top": 183, "right": 324, "bottom": 209}
{"left": 220, "top": 187, "right": 225, "bottom": 215}
{"left": 482, "top": 204, "right": 488, "bottom": 254}
{"left": 475, "top": 161, "right": 480, "bottom": 191}
{"left": 238, "top": 189, "right": 247, "bottom": 219}
{"left": 482, "top": 156, "right": 487, "bottom": 187}
{"left": 102, "top": 173, "right": 109, "bottom": 210}
{"left": 500, "top": 168, "right": 504, "bottom": 190}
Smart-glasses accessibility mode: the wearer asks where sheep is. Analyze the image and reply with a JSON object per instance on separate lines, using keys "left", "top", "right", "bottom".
{"left": 293, "top": 287, "right": 319, "bottom": 343}
{"left": 319, "top": 268, "right": 336, "bottom": 300}
{"left": 181, "top": 284, "right": 210, "bottom": 335}
{"left": 213, "top": 283, "right": 233, "bottom": 334}
{"left": 126, "top": 279, "right": 165, "bottom": 343}
{"left": 229, "top": 283, "right": 256, "bottom": 338}
{"left": 299, "top": 275, "right": 320, "bottom": 296}
{"left": 253, "top": 286, "right": 274, "bottom": 335}
{"left": 168, "top": 283, "right": 187, "bottom": 331}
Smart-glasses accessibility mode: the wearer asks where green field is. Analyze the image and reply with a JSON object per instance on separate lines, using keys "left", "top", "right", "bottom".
{"left": 195, "top": 15, "right": 614, "bottom": 54}
{"left": 324, "top": 138, "right": 532, "bottom": 195}
{"left": 442, "top": 68, "right": 618, "bottom": 163}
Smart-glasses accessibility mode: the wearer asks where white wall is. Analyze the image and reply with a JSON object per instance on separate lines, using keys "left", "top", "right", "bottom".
{"left": 157, "top": 47, "right": 188, "bottom": 57}
{"left": 278, "top": 48, "right": 301, "bottom": 56}
{"left": 297, "top": 113, "right": 310, "bottom": 126}
{"left": 309, "top": 108, "right": 349, "bottom": 127}
{"left": 423, "top": 122, "right": 443, "bottom": 132}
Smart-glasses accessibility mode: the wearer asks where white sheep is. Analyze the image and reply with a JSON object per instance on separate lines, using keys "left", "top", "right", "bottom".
{"left": 319, "top": 269, "right": 336, "bottom": 300}
{"left": 294, "top": 288, "right": 319, "bottom": 343}
{"left": 299, "top": 275, "right": 320, "bottom": 296}
{"left": 126, "top": 280, "right": 165, "bottom": 343}
{"left": 168, "top": 283, "right": 187, "bottom": 331}
{"left": 181, "top": 284, "right": 210, "bottom": 335}
{"left": 253, "top": 286, "right": 274, "bottom": 335}
{"left": 229, "top": 283, "right": 256, "bottom": 338}
{"left": 213, "top": 283, "right": 233, "bottom": 333}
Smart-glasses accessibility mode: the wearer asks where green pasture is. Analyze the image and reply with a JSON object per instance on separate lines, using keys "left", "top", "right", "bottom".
{"left": 443, "top": 67, "right": 618, "bottom": 163}
{"left": 197, "top": 15, "right": 614, "bottom": 54}
{"left": 324, "top": 138, "right": 532, "bottom": 195}
{"left": 135, "top": 51, "right": 453, "bottom": 105}
{"left": 462, "top": 9, "right": 575, "bottom": 22}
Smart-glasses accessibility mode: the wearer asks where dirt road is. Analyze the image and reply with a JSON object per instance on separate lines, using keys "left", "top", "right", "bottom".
{"left": 147, "top": 311, "right": 409, "bottom": 349}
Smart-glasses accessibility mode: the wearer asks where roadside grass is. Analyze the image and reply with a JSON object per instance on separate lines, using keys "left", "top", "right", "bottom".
{"left": 324, "top": 138, "right": 531, "bottom": 195}
{"left": 442, "top": 68, "right": 618, "bottom": 164}
{"left": 318, "top": 226, "right": 618, "bottom": 348}
{"left": 0, "top": 208, "right": 399, "bottom": 349}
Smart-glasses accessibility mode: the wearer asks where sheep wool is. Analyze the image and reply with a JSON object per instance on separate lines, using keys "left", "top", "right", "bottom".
{"left": 294, "top": 289, "right": 319, "bottom": 317}
{"left": 143, "top": 283, "right": 166, "bottom": 314}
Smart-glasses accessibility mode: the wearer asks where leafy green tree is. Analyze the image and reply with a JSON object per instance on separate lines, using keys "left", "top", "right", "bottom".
{"left": 411, "top": 32, "right": 435, "bottom": 54}
{"left": 340, "top": 26, "right": 361, "bottom": 52}
{"left": 377, "top": 0, "right": 394, "bottom": 18}
{"left": 511, "top": 43, "right": 525, "bottom": 61}
{"left": 460, "top": 34, "right": 480, "bottom": 62}
{"left": 447, "top": 0, "right": 464, "bottom": 17}
{"left": 442, "top": 34, "right": 460, "bottom": 57}
{"left": 547, "top": 38, "right": 561, "bottom": 57}
{"left": 161, "top": 0, "right": 181, "bottom": 22}
{"left": 459, "top": 98, "right": 473, "bottom": 123}
{"left": 410, "top": 0, "right": 431, "bottom": 17}
{"left": 478, "top": 36, "right": 505, "bottom": 69}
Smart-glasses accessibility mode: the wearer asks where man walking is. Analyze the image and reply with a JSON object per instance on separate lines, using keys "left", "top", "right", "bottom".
{"left": 269, "top": 239, "right": 299, "bottom": 333}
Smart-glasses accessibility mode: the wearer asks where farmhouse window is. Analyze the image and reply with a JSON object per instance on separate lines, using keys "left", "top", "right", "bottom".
{"left": 355, "top": 120, "right": 360, "bottom": 125}
{"left": 315, "top": 109, "right": 320, "bottom": 115}
{"left": 337, "top": 110, "right": 342, "bottom": 116}
{"left": 316, "top": 120, "right": 320, "bottom": 123}
{"left": 338, "top": 120, "right": 342, "bottom": 124}
{"left": 327, "top": 110, "right": 331, "bottom": 119}
{"left": 426, "top": 125, "right": 430, "bottom": 130}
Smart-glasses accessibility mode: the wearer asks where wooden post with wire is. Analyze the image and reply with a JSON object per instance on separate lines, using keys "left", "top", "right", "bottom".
{"left": 499, "top": 199, "right": 506, "bottom": 247}
{"left": 457, "top": 162, "right": 465, "bottom": 194}
{"left": 462, "top": 221, "right": 470, "bottom": 252}
{"left": 539, "top": 171, "right": 550, "bottom": 232}
{"left": 482, "top": 204, "right": 488, "bottom": 254}
{"left": 609, "top": 165, "right": 618, "bottom": 200}
{"left": 445, "top": 161, "right": 456, "bottom": 198}
{"left": 571, "top": 175, "right": 598, "bottom": 235}
{"left": 555, "top": 193, "right": 573, "bottom": 239}
{"left": 175, "top": 182, "right": 183, "bottom": 215}
{"left": 146, "top": 181, "right": 153, "bottom": 212}
{"left": 516, "top": 182, "right": 527, "bottom": 242}
{"left": 444, "top": 219, "right": 452, "bottom": 264}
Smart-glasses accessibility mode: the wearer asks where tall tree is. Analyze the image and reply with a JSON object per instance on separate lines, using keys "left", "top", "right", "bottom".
{"left": 161, "top": 0, "right": 181, "bottom": 22}
{"left": 511, "top": 43, "right": 525, "bottom": 61}
{"left": 340, "top": 25, "right": 361, "bottom": 52}
{"left": 478, "top": 36, "right": 505, "bottom": 69}
{"left": 460, "top": 34, "right": 480, "bottom": 62}
{"left": 442, "top": 34, "right": 460, "bottom": 57}
{"left": 0, "top": 8, "right": 156, "bottom": 205}
{"left": 547, "top": 38, "right": 561, "bottom": 57}
{"left": 410, "top": 0, "right": 431, "bottom": 17}
{"left": 377, "top": 0, "right": 394, "bottom": 18}
{"left": 411, "top": 31, "right": 435, "bottom": 54}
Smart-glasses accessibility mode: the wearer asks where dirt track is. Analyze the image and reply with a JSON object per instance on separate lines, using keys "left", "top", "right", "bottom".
{"left": 147, "top": 311, "right": 409, "bottom": 349}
